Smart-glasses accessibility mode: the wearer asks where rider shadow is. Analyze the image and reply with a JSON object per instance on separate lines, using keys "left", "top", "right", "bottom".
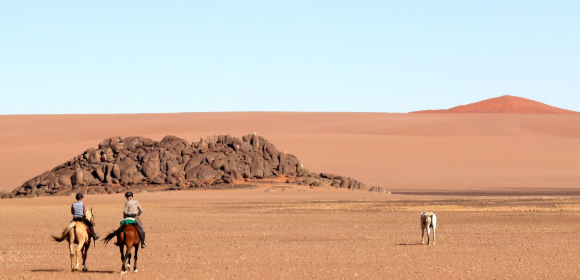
{"left": 31, "top": 269, "right": 115, "bottom": 274}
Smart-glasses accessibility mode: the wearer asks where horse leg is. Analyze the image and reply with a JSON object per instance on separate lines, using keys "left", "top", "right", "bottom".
{"left": 81, "top": 243, "right": 89, "bottom": 272}
{"left": 432, "top": 216, "right": 437, "bottom": 245}
{"left": 75, "top": 237, "right": 84, "bottom": 271}
{"left": 127, "top": 250, "right": 132, "bottom": 270}
{"left": 432, "top": 225, "right": 436, "bottom": 245}
{"left": 120, "top": 246, "right": 127, "bottom": 274}
{"left": 121, "top": 245, "right": 132, "bottom": 274}
{"left": 421, "top": 225, "right": 425, "bottom": 244}
{"left": 69, "top": 240, "right": 76, "bottom": 271}
{"left": 133, "top": 245, "right": 139, "bottom": 272}
{"left": 426, "top": 226, "right": 431, "bottom": 245}
{"left": 119, "top": 244, "right": 125, "bottom": 271}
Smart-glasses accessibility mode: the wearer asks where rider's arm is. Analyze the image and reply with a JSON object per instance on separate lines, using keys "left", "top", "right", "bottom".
{"left": 123, "top": 201, "right": 129, "bottom": 218}
{"left": 71, "top": 204, "right": 74, "bottom": 215}
{"left": 83, "top": 204, "right": 87, "bottom": 216}
{"left": 137, "top": 203, "right": 143, "bottom": 216}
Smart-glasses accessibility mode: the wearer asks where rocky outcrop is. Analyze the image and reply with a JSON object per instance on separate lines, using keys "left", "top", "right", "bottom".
{"left": 3, "top": 133, "right": 370, "bottom": 198}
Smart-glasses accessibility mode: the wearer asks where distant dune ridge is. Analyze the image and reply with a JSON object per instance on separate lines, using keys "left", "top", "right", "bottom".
{"left": 412, "top": 95, "right": 579, "bottom": 114}
{"left": 3, "top": 133, "right": 373, "bottom": 198}
{"left": 1, "top": 112, "right": 579, "bottom": 193}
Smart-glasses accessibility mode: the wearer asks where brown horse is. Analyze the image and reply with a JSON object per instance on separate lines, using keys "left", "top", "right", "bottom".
{"left": 52, "top": 208, "right": 95, "bottom": 271}
{"left": 103, "top": 223, "right": 141, "bottom": 274}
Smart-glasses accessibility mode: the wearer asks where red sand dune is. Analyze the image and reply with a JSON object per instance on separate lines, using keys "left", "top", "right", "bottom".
{"left": 1, "top": 112, "right": 579, "bottom": 193}
{"left": 412, "top": 95, "right": 579, "bottom": 114}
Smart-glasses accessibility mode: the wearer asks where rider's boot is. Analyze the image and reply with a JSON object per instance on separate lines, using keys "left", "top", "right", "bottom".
{"left": 140, "top": 231, "right": 147, "bottom": 249}
{"left": 89, "top": 223, "right": 100, "bottom": 240}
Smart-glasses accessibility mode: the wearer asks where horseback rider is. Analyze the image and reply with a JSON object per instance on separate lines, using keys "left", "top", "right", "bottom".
{"left": 71, "top": 193, "right": 100, "bottom": 240}
{"left": 123, "top": 192, "right": 147, "bottom": 249}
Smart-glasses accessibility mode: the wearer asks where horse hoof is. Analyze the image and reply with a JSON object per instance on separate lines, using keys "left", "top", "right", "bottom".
{"left": 121, "top": 271, "right": 127, "bottom": 275}
{"left": 134, "top": 269, "right": 138, "bottom": 273}
{"left": 82, "top": 267, "right": 88, "bottom": 272}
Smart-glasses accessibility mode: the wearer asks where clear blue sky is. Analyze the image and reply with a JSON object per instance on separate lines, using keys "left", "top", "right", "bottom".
{"left": 1, "top": 1, "right": 578, "bottom": 114}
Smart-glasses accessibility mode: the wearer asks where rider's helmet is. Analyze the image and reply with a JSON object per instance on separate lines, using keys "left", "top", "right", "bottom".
{"left": 75, "top": 193, "right": 84, "bottom": 200}
{"left": 124, "top": 191, "right": 134, "bottom": 198}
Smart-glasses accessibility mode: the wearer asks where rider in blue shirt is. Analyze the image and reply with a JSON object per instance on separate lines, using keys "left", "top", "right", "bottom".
{"left": 71, "top": 193, "right": 100, "bottom": 240}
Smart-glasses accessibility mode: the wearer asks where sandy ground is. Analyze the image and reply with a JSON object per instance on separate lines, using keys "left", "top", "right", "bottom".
{"left": 1, "top": 189, "right": 580, "bottom": 279}
{"left": 1, "top": 112, "right": 580, "bottom": 278}
{"left": 1, "top": 112, "right": 580, "bottom": 192}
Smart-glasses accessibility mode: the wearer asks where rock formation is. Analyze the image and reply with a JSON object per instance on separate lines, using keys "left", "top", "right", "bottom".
{"left": 3, "top": 133, "right": 372, "bottom": 198}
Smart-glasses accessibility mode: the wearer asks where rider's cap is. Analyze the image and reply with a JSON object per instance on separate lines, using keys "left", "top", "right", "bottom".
{"left": 125, "top": 191, "right": 134, "bottom": 198}
{"left": 75, "top": 193, "right": 84, "bottom": 200}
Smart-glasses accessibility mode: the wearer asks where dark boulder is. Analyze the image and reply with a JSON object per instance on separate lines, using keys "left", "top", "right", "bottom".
{"left": 141, "top": 151, "right": 160, "bottom": 179}
{"left": 184, "top": 154, "right": 204, "bottom": 172}
{"left": 58, "top": 170, "right": 75, "bottom": 187}
{"left": 124, "top": 136, "right": 154, "bottom": 151}
{"left": 198, "top": 165, "right": 217, "bottom": 180}
{"left": 72, "top": 168, "right": 84, "bottom": 186}
{"left": 88, "top": 149, "right": 101, "bottom": 164}
{"left": 117, "top": 157, "right": 138, "bottom": 178}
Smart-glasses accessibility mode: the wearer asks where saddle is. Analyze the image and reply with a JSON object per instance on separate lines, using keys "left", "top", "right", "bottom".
{"left": 120, "top": 217, "right": 137, "bottom": 226}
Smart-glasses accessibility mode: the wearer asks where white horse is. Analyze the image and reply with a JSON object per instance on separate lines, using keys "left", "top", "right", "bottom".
{"left": 420, "top": 211, "right": 436, "bottom": 245}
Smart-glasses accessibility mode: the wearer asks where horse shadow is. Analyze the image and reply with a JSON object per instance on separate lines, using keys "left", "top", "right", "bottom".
{"left": 396, "top": 243, "right": 423, "bottom": 246}
{"left": 31, "top": 269, "right": 115, "bottom": 274}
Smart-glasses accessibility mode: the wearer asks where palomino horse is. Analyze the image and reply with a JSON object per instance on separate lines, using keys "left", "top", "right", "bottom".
{"left": 103, "top": 223, "right": 141, "bottom": 274}
{"left": 420, "top": 211, "right": 437, "bottom": 245}
{"left": 52, "top": 208, "right": 95, "bottom": 271}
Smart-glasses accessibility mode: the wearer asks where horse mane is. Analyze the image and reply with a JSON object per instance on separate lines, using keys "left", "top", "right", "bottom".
{"left": 52, "top": 222, "right": 76, "bottom": 242}
{"left": 86, "top": 208, "right": 93, "bottom": 221}
{"left": 103, "top": 225, "right": 126, "bottom": 246}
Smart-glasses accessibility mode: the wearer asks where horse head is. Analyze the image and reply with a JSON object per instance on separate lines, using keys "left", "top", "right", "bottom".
{"left": 86, "top": 207, "right": 95, "bottom": 224}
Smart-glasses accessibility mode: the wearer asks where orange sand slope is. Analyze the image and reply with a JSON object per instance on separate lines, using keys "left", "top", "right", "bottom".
{"left": 412, "top": 95, "right": 579, "bottom": 114}
{"left": 1, "top": 112, "right": 579, "bottom": 192}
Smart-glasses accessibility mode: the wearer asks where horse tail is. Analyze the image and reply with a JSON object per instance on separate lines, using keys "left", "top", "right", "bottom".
{"left": 103, "top": 225, "right": 126, "bottom": 246}
{"left": 431, "top": 214, "right": 437, "bottom": 229}
{"left": 52, "top": 222, "right": 75, "bottom": 242}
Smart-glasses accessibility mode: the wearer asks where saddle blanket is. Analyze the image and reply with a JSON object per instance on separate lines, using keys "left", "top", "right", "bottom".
{"left": 120, "top": 217, "right": 136, "bottom": 226}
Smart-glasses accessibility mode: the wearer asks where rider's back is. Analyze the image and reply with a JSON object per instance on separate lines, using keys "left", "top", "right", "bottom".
{"left": 72, "top": 201, "right": 85, "bottom": 218}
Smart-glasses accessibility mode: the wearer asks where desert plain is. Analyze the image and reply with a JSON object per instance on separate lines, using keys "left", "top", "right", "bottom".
{"left": 1, "top": 112, "right": 580, "bottom": 279}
